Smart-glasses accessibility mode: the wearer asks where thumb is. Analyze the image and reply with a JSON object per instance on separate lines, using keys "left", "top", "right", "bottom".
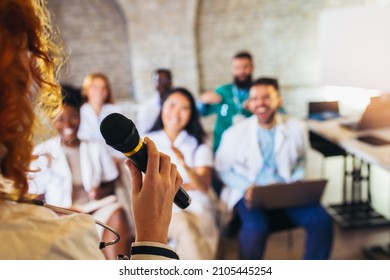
{"left": 125, "top": 160, "right": 142, "bottom": 196}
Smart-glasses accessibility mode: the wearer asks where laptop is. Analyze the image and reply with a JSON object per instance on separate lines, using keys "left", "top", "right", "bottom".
{"left": 308, "top": 101, "right": 340, "bottom": 121}
{"left": 246, "top": 179, "right": 327, "bottom": 210}
{"left": 340, "top": 96, "right": 390, "bottom": 131}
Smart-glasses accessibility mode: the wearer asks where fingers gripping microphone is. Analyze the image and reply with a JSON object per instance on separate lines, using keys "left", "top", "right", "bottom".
{"left": 100, "top": 113, "right": 191, "bottom": 209}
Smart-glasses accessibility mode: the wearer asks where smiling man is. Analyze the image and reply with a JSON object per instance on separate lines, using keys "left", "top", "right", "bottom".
{"left": 215, "top": 77, "right": 333, "bottom": 260}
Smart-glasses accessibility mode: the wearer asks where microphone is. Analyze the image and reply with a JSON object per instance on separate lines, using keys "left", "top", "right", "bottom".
{"left": 100, "top": 112, "right": 191, "bottom": 209}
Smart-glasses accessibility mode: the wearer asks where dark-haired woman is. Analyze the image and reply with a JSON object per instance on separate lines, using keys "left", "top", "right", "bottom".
{"left": 146, "top": 88, "right": 219, "bottom": 260}
{"left": 29, "top": 93, "right": 131, "bottom": 260}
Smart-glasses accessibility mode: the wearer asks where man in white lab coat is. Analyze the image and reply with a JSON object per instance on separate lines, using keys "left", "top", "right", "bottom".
{"left": 137, "top": 69, "right": 173, "bottom": 135}
{"left": 215, "top": 78, "right": 333, "bottom": 259}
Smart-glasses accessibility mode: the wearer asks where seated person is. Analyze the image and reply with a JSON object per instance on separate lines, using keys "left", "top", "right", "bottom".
{"left": 78, "top": 72, "right": 121, "bottom": 143}
{"left": 77, "top": 74, "right": 134, "bottom": 229}
{"left": 137, "top": 68, "right": 173, "bottom": 134}
{"left": 146, "top": 87, "right": 219, "bottom": 259}
{"left": 29, "top": 91, "right": 131, "bottom": 260}
{"left": 78, "top": 72, "right": 123, "bottom": 160}
{"left": 197, "top": 51, "right": 253, "bottom": 152}
{"left": 215, "top": 78, "right": 333, "bottom": 260}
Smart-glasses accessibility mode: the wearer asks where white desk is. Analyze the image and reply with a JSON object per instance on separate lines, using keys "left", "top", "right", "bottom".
{"left": 307, "top": 118, "right": 390, "bottom": 259}
{"left": 308, "top": 118, "right": 390, "bottom": 172}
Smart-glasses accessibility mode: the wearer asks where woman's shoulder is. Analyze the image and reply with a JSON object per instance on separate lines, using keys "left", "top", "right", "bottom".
{"left": 145, "top": 129, "right": 164, "bottom": 139}
{"left": 0, "top": 201, "right": 98, "bottom": 242}
{"left": 80, "top": 102, "right": 92, "bottom": 112}
{"left": 181, "top": 132, "right": 212, "bottom": 154}
{"left": 103, "top": 103, "right": 121, "bottom": 114}
{"left": 195, "top": 142, "right": 213, "bottom": 157}
{"left": 0, "top": 201, "right": 104, "bottom": 260}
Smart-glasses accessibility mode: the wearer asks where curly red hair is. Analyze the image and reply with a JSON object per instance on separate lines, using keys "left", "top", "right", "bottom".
{"left": 0, "top": 0, "right": 63, "bottom": 199}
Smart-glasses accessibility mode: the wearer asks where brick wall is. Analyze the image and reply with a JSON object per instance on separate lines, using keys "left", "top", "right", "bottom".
{"left": 48, "top": 0, "right": 132, "bottom": 100}
{"left": 198, "top": 0, "right": 390, "bottom": 117}
{"left": 48, "top": 0, "right": 390, "bottom": 116}
{"left": 117, "top": 0, "right": 200, "bottom": 102}
{"left": 46, "top": 0, "right": 390, "bottom": 222}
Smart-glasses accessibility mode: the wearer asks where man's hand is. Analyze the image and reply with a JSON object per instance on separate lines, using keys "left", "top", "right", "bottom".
{"left": 244, "top": 184, "right": 256, "bottom": 203}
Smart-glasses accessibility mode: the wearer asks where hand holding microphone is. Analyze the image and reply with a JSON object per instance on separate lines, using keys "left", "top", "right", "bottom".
{"left": 125, "top": 138, "right": 182, "bottom": 244}
{"left": 100, "top": 113, "right": 191, "bottom": 210}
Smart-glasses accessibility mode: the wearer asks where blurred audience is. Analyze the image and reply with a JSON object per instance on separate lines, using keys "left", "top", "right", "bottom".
{"left": 197, "top": 51, "right": 254, "bottom": 152}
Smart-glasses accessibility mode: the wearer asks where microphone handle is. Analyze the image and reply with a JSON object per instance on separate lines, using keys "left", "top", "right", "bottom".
{"left": 174, "top": 187, "right": 191, "bottom": 209}
{"left": 128, "top": 142, "right": 191, "bottom": 209}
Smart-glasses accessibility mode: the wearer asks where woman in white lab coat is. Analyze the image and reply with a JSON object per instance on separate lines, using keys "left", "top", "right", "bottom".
{"left": 78, "top": 73, "right": 122, "bottom": 158}
{"left": 30, "top": 92, "right": 131, "bottom": 260}
{"left": 77, "top": 73, "right": 135, "bottom": 227}
{"left": 146, "top": 87, "right": 219, "bottom": 260}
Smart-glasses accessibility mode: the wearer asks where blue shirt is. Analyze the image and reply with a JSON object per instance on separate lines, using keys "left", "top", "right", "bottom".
{"left": 219, "top": 124, "right": 305, "bottom": 194}
{"left": 253, "top": 126, "right": 284, "bottom": 185}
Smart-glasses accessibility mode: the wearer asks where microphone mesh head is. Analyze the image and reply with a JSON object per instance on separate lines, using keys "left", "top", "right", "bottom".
{"left": 100, "top": 113, "right": 140, "bottom": 151}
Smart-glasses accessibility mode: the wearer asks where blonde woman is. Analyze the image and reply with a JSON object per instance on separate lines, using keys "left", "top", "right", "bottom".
{"left": 78, "top": 73, "right": 122, "bottom": 146}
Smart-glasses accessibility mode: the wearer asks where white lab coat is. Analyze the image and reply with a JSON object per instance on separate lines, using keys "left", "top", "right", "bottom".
{"left": 78, "top": 103, "right": 124, "bottom": 158}
{"left": 215, "top": 114, "right": 307, "bottom": 211}
{"left": 146, "top": 130, "right": 219, "bottom": 259}
{"left": 136, "top": 93, "right": 161, "bottom": 135}
{"left": 0, "top": 201, "right": 179, "bottom": 260}
{"left": 78, "top": 103, "right": 121, "bottom": 143}
{"left": 146, "top": 130, "right": 216, "bottom": 214}
{"left": 29, "top": 137, "right": 119, "bottom": 208}
{"left": 0, "top": 200, "right": 105, "bottom": 260}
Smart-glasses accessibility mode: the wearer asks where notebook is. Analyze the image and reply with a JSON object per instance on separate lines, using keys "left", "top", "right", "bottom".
{"left": 74, "top": 195, "right": 117, "bottom": 213}
{"left": 246, "top": 179, "right": 327, "bottom": 210}
{"left": 340, "top": 97, "right": 390, "bottom": 131}
{"left": 356, "top": 135, "right": 390, "bottom": 146}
